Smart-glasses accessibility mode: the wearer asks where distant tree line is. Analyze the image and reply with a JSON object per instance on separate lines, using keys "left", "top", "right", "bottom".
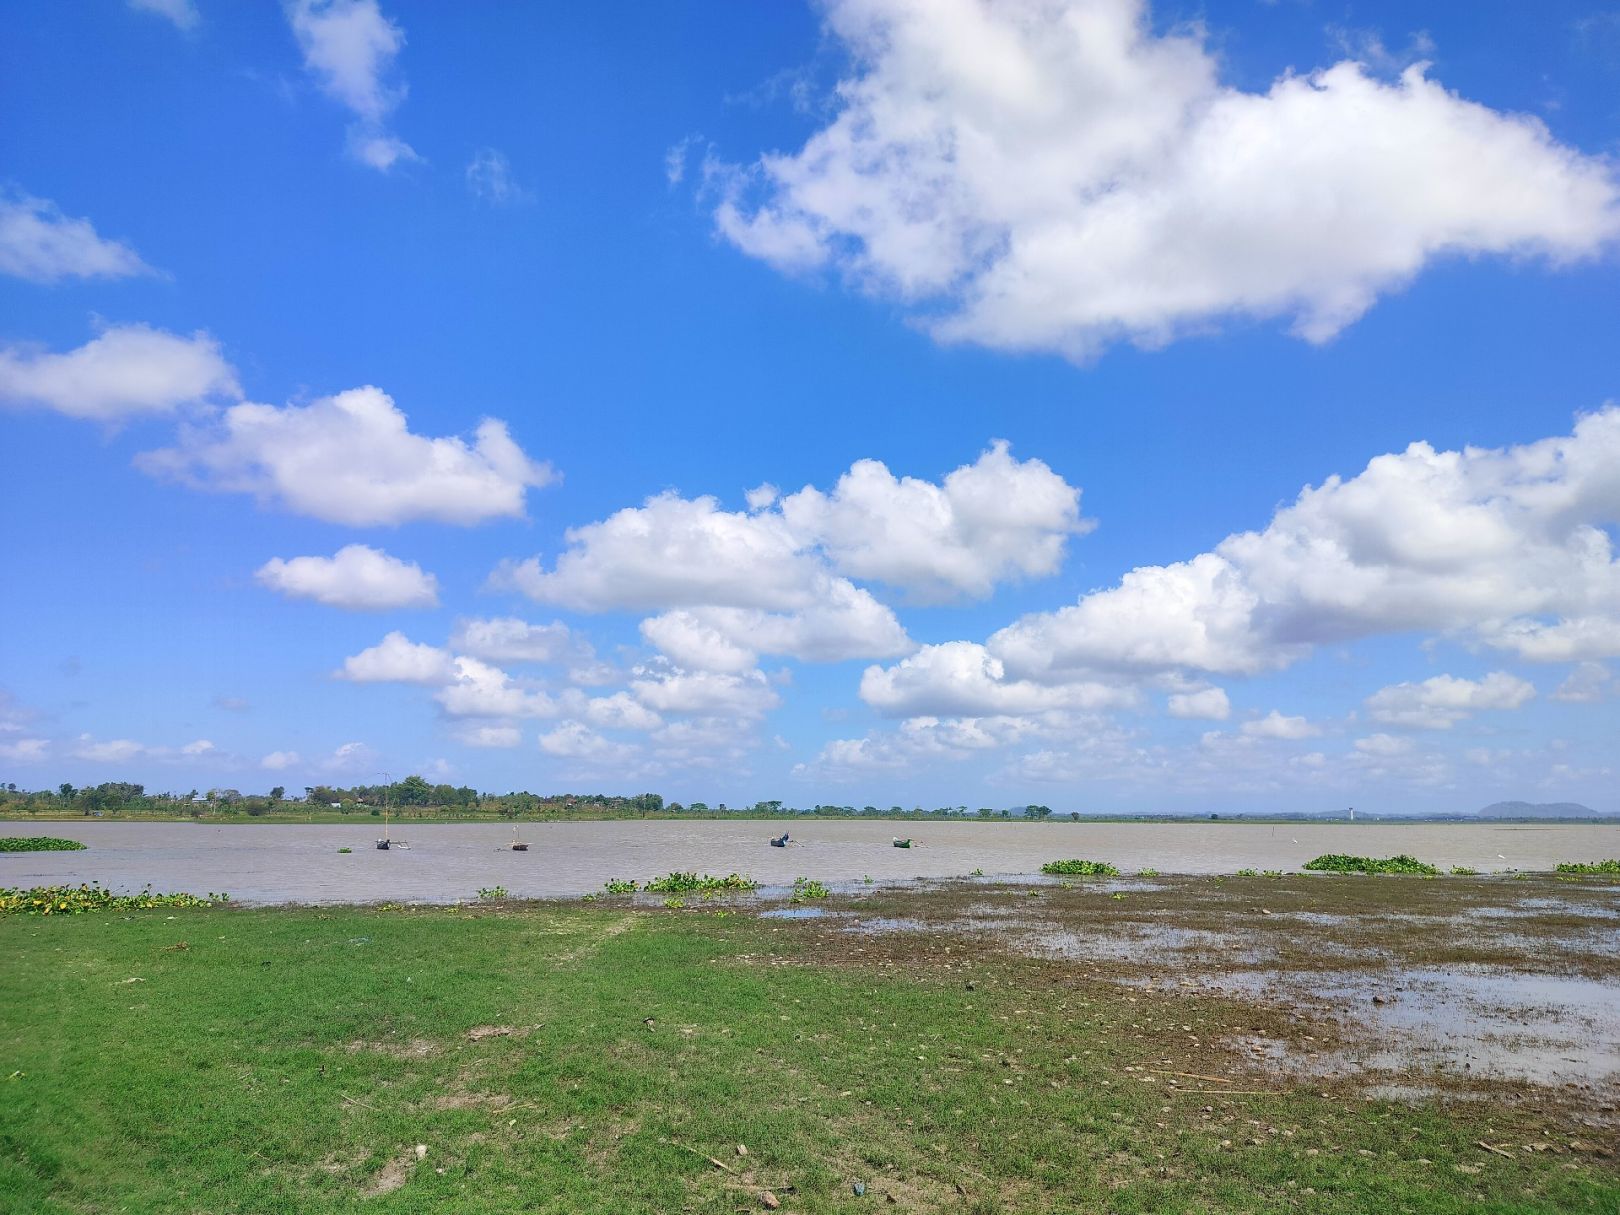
{"left": 0, "top": 780, "right": 1074, "bottom": 821}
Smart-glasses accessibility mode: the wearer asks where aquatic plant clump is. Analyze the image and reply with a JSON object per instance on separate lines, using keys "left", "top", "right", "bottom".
{"left": 1040, "top": 859, "right": 1120, "bottom": 876}
{"left": 642, "top": 872, "right": 761, "bottom": 894}
{"left": 1554, "top": 859, "right": 1620, "bottom": 874}
{"left": 602, "top": 878, "right": 639, "bottom": 894}
{"left": 0, "top": 883, "right": 228, "bottom": 916}
{"left": 476, "top": 886, "right": 510, "bottom": 900}
{"left": 791, "top": 877, "right": 830, "bottom": 901}
{"left": 1301, "top": 854, "right": 1441, "bottom": 875}
{"left": 0, "top": 836, "right": 87, "bottom": 852}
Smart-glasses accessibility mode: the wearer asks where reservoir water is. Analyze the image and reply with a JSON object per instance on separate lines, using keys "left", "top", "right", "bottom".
{"left": 3, "top": 819, "right": 1615, "bottom": 904}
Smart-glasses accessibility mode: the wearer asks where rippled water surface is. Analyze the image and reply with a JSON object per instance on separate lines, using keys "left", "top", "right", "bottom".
{"left": 1, "top": 819, "right": 1614, "bottom": 904}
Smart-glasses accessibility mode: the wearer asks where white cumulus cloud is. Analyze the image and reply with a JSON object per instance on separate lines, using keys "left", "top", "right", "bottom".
{"left": 1365, "top": 671, "right": 1537, "bottom": 729}
{"left": 287, "top": 0, "right": 417, "bottom": 170}
{"left": 337, "top": 631, "right": 456, "bottom": 685}
{"left": 0, "top": 193, "right": 152, "bottom": 282}
{"left": 0, "top": 324, "right": 238, "bottom": 421}
{"left": 1240, "top": 711, "right": 1321, "bottom": 740}
{"left": 1166, "top": 687, "right": 1230, "bottom": 720}
{"left": 137, "top": 385, "right": 554, "bottom": 526}
{"left": 714, "top": 0, "right": 1618, "bottom": 360}
{"left": 257, "top": 544, "right": 438, "bottom": 610}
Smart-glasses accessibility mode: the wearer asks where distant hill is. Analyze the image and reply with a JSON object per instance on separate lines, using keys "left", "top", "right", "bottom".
{"left": 1478, "top": 800, "right": 1601, "bottom": 819}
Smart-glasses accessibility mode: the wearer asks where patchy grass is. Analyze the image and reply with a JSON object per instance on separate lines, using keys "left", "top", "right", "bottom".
{"left": 1, "top": 884, "right": 1616, "bottom": 1213}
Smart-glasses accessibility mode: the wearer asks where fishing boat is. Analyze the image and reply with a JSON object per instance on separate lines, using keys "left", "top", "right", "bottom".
{"left": 510, "top": 827, "right": 530, "bottom": 852}
{"left": 892, "top": 837, "right": 912, "bottom": 849}
{"left": 376, "top": 803, "right": 392, "bottom": 850}
{"left": 769, "top": 832, "right": 789, "bottom": 848}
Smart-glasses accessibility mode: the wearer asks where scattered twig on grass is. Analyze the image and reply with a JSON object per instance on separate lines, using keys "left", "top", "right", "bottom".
{"left": 341, "top": 1092, "right": 380, "bottom": 1112}
{"left": 1478, "top": 1141, "right": 1517, "bottom": 1160}
{"left": 669, "top": 1141, "right": 736, "bottom": 1174}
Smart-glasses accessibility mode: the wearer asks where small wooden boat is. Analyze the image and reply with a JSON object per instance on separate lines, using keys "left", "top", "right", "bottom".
{"left": 377, "top": 805, "right": 392, "bottom": 850}
{"left": 892, "top": 837, "right": 912, "bottom": 849}
{"left": 769, "top": 832, "right": 789, "bottom": 848}
{"left": 510, "top": 827, "right": 530, "bottom": 852}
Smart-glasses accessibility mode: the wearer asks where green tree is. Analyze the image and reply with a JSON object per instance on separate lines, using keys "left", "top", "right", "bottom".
{"left": 269, "top": 786, "right": 285, "bottom": 802}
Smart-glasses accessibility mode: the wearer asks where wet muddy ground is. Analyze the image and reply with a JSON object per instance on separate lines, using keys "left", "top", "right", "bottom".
{"left": 744, "top": 874, "right": 1620, "bottom": 1135}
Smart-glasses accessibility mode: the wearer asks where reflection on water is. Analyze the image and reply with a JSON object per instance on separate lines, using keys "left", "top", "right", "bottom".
{"left": 0, "top": 819, "right": 1615, "bottom": 905}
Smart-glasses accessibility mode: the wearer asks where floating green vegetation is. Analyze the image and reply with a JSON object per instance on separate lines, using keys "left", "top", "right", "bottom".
{"left": 1040, "top": 859, "right": 1120, "bottom": 876}
{"left": 1263, "top": 870, "right": 1285, "bottom": 879}
{"left": 602, "top": 877, "right": 639, "bottom": 894}
{"left": 642, "top": 872, "right": 761, "bottom": 894}
{"left": 1137, "top": 868, "right": 1159, "bottom": 877}
{"left": 1554, "top": 859, "right": 1620, "bottom": 875}
{"left": 791, "top": 877, "right": 830, "bottom": 901}
{"left": 969, "top": 867, "right": 985, "bottom": 877}
{"left": 0, "top": 883, "right": 228, "bottom": 916}
{"left": 1235, "top": 868, "right": 1260, "bottom": 877}
{"left": 1450, "top": 865, "right": 1479, "bottom": 876}
{"left": 1301, "top": 854, "right": 1441, "bottom": 875}
{"left": 0, "top": 837, "right": 86, "bottom": 852}
{"left": 337, "top": 847, "right": 353, "bottom": 854}
{"left": 476, "top": 886, "right": 509, "bottom": 900}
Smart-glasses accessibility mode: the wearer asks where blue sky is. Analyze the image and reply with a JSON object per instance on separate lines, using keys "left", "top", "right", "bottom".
{"left": 1, "top": 0, "right": 1617, "bottom": 812}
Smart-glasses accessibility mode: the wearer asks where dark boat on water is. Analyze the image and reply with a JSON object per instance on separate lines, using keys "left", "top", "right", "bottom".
{"left": 510, "top": 827, "right": 530, "bottom": 851}
{"left": 892, "top": 837, "right": 912, "bottom": 849}
{"left": 769, "top": 832, "right": 789, "bottom": 847}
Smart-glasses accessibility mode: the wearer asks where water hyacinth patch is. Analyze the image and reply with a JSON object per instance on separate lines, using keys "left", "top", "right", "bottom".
{"left": 1554, "top": 860, "right": 1620, "bottom": 874}
{"left": 791, "top": 877, "right": 830, "bottom": 901}
{"left": 0, "top": 837, "right": 86, "bottom": 852}
{"left": 642, "top": 872, "right": 760, "bottom": 894}
{"left": 0, "top": 883, "right": 228, "bottom": 916}
{"left": 1301, "top": 854, "right": 1441, "bottom": 875}
{"left": 1040, "top": 859, "right": 1120, "bottom": 877}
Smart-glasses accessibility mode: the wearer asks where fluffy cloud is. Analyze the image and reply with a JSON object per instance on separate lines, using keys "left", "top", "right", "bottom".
{"left": 138, "top": 385, "right": 554, "bottom": 525}
{"left": 629, "top": 668, "right": 780, "bottom": 718}
{"left": 453, "top": 724, "right": 522, "bottom": 748}
{"left": 1240, "top": 711, "right": 1321, "bottom": 740}
{"left": 287, "top": 0, "right": 417, "bottom": 169}
{"left": 986, "top": 407, "right": 1620, "bottom": 684}
{"left": 715, "top": 0, "right": 1618, "bottom": 359}
{"left": 0, "top": 738, "right": 49, "bottom": 763}
{"left": 777, "top": 441, "right": 1088, "bottom": 601}
{"left": 0, "top": 324, "right": 238, "bottom": 421}
{"left": 498, "top": 442, "right": 1084, "bottom": 670}
{"left": 71, "top": 735, "right": 146, "bottom": 762}
{"left": 449, "top": 617, "right": 586, "bottom": 666}
{"left": 432, "top": 657, "right": 558, "bottom": 719}
{"left": 337, "top": 631, "right": 456, "bottom": 685}
{"left": 1166, "top": 687, "right": 1230, "bottom": 721}
{"left": 262, "top": 750, "right": 302, "bottom": 771}
{"left": 257, "top": 544, "right": 439, "bottom": 610}
{"left": 1365, "top": 671, "right": 1536, "bottom": 729}
{"left": 1551, "top": 661, "right": 1611, "bottom": 704}
{"left": 0, "top": 193, "right": 152, "bottom": 282}
{"left": 538, "top": 721, "right": 636, "bottom": 764}
{"left": 860, "top": 641, "right": 1133, "bottom": 718}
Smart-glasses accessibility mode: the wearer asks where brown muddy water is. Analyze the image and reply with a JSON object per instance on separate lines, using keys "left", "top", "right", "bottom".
{"left": 0, "top": 819, "right": 1615, "bottom": 904}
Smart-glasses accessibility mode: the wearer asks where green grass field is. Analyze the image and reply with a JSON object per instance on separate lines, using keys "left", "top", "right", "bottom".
{"left": 3, "top": 897, "right": 1616, "bottom": 1213}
